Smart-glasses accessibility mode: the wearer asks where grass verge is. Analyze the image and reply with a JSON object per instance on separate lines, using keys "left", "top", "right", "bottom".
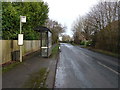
{"left": 83, "top": 46, "right": 120, "bottom": 58}
{"left": 23, "top": 68, "right": 48, "bottom": 88}
{"left": 51, "top": 44, "right": 59, "bottom": 58}
{"left": 2, "top": 61, "right": 21, "bottom": 73}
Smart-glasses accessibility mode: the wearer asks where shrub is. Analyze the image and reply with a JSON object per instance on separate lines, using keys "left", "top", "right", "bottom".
{"left": 80, "top": 41, "right": 85, "bottom": 45}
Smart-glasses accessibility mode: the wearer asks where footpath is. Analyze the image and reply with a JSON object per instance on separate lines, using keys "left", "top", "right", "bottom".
{"left": 2, "top": 45, "right": 59, "bottom": 88}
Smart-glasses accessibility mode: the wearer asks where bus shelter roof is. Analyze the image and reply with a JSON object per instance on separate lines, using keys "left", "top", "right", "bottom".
{"left": 34, "top": 26, "right": 52, "bottom": 33}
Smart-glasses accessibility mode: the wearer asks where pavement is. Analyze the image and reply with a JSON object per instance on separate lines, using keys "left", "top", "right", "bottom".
{"left": 2, "top": 48, "right": 58, "bottom": 88}
{"left": 55, "top": 43, "right": 119, "bottom": 88}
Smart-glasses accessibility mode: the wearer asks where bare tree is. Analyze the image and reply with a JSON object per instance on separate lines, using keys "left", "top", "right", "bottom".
{"left": 72, "top": 1, "right": 119, "bottom": 53}
{"left": 45, "top": 19, "right": 66, "bottom": 44}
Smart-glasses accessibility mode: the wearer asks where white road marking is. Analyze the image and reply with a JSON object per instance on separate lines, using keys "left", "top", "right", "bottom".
{"left": 97, "top": 61, "right": 119, "bottom": 75}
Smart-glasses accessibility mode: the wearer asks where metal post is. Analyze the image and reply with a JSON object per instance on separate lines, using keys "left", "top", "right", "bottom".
{"left": 47, "top": 32, "right": 48, "bottom": 57}
{"left": 41, "top": 32, "right": 42, "bottom": 56}
{"left": 20, "top": 16, "right": 22, "bottom": 62}
{"left": 20, "top": 18, "right": 22, "bottom": 34}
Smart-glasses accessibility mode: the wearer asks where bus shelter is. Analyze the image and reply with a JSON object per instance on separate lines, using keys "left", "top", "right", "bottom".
{"left": 34, "top": 26, "right": 52, "bottom": 57}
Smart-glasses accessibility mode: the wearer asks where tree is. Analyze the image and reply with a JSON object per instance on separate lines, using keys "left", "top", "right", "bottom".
{"left": 72, "top": 1, "right": 119, "bottom": 54}
{"left": 62, "top": 34, "right": 71, "bottom": 42}
{"left": 2, "top": 2, "right": 49, "bottom": 40}
{"left": 45, "top": 19, "right": 66, "bottom": 44}
{"left": 0, "top": 2, "right": 2, "bottom": 39}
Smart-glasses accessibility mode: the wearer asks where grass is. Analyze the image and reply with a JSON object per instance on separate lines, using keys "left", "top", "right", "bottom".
{"left": 92, "top": 49, "right": 120, "bottom": 58}
{"left": 83, "top": 46, "right": 120, "bottom": 58}
{"left": 51, "top": 44, "right": 59, "bottom": 58}
{"left": 2, "top": 61, "right": 21, "bottom": 73}
{"left": 23, "top": 68, "right": 48, "bottom": 88}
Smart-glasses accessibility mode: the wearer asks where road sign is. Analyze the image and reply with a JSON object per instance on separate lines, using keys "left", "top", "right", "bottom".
{"left": 20, "top": 16, "right": 26, "bottom": 23}
{"left": 18, "top": 34, "right": 23, "bottom": 46}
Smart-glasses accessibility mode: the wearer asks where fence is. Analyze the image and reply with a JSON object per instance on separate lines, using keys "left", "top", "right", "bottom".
{"left": 0, "top": 40, "right": 40, "bottom": 64}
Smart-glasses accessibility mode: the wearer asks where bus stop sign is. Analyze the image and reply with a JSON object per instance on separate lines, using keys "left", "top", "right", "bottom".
{"left": 18, "top": 34, "right": 23, "bottom": 46}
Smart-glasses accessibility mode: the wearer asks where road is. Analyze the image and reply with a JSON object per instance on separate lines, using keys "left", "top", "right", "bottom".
{"left": 55, "top": 43, "right": 119, "bottom": 88}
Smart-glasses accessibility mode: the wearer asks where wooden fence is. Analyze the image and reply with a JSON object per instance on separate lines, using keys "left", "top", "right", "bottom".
{"left": 0, "top": 40, "right": 40, "bottom": 64}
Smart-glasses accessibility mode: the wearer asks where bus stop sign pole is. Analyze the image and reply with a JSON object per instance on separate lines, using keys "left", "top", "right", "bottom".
{"left": 19, "top": 16, "right": 26, "bottom": 62}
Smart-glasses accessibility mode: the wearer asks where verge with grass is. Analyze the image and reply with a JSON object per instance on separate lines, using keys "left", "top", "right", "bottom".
{"left": 83, "top": 46, "right": 120, "bottom": 58}
{"left": 23, "top": 68, "right": 48, "bottom": 88}
{"left": 51, "top": 44, "right": 59, "bottom": 58}
{"left": 2, "top": 61, "right": 21, "bottom": 73}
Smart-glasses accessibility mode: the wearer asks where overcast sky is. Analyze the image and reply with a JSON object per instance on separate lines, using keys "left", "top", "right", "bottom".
{"left": 43, "top": 0, "right": 100, "bottom": 37}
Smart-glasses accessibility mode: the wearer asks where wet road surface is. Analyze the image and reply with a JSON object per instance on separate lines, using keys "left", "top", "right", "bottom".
{"left": 55, "top": 43, "right": 119, "bottom": 88}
